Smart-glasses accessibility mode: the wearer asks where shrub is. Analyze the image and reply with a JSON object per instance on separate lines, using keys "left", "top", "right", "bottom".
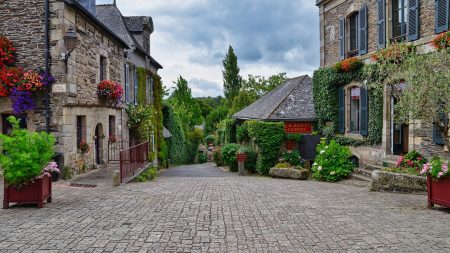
{"left": 236, "top": 124, "right": 250, "bottom": 144}
{"left": 0, "top": 116, "right": 56, "bottom": 187}
{"left": 221, "top": 143, "right": 241, "bottom": 172}
{"left": 198, "top": 152, "right": 207, "bottom": 164}
{"left": 282, "top": 151, "right": 303, "bottom": 167}
{"left": 421, "top": 157, "right": 449, "bottom": 179}
{"left": 135, "top": 167, "right": 157, "bottom": 182}
{"left": 213, "top": 148, "right": 224, "bottom": 166}
{"left": 205, "top": 134, "right": 215, "bottom": 145}
{"left": 311, "top": 139, "right": 354, "bottom": 182}
{"left": 395, "top": 150, "right": 427, "bottom": 172}
{"left": 247, "top": 121, "right": 285, "bottom": 175}
{"left": 285, "top": 133, "right": 302, "bottom": 142}
{"left": 237, "top": 146, "right": 257, "bottom": 173}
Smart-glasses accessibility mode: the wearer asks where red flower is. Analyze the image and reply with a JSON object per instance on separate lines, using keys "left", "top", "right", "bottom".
{"left": 0, "top": 36, "right": 16, "bottom": 67}
{"left": 97, "top": 80, "right": 124, "bottom": 103}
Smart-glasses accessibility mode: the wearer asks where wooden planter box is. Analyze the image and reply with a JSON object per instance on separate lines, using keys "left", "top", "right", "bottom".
{"left": 3, "top": 175, "right": 52, "bottom": 209}
{"left": 427, "top": 176, "right": 450, "bottom": 209}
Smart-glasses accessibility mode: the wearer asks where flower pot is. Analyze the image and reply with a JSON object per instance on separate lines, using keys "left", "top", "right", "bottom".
{"left": 285, "top": 140, "right": 297, "bottom": 150}
{"left": 3, "top": 175, "right": 52, "bottom": 209}
{"left": 427, "top": 175, "right": 450, "bottom": 209}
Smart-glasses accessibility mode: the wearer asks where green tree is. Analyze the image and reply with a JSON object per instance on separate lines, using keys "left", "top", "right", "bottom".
{"left": 241, "top": 73, "right": 287, "bottom": 99}
{"left": 222, "top": 46, "right": 241, "bottom": 102}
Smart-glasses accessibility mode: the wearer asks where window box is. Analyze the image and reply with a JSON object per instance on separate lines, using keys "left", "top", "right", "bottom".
{"left": 3, "top": 175, "right": 52, "bottom": 209}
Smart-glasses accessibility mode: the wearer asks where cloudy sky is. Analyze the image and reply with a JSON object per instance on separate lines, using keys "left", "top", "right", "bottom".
{"left": 97, "top": 0, "right": 320, "bottom": 97}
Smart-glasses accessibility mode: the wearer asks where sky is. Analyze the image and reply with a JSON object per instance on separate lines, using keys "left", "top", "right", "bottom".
{"left": 97, "top": 0, "right": 320, "bottom": 97}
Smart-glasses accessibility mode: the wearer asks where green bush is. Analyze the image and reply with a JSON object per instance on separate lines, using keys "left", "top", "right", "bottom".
{"left": 237, "top": 146, "right": 257, "bottom": 173}
{"left": 205, "top": 134, "right": 215, "bottom": 145}
{"left": 0, "top": 116, "right": 55, "bottom": 186}
{"left": 163, "top": 104, "right": 186, "bottom": 165}
{"left": 135, "top": 167, "right": 158, "bottom": 182}
{"left": 247, "top": 121, "right": 285, "bottom": 175}
{"left": 285, "top": 133, "right": 302, "bottom": 142}
{"left": 213, "top": 148, "right": 224, "bottom": 166}
{"left": 198, "top": 152, "right": 207, "bottom": 164}
{"left": 282, "top": 151, "right": 303, "bottom": 167}
{"left": 311, "top": 139, "right": 354, "bottom": 182}
{"left": 236, "top": 124, "right": 250, "bottom": 144}
{"left": 221, "top": 143, "right": 241, "bottom": 172}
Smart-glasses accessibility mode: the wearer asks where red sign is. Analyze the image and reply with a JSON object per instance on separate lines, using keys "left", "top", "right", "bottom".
{"left": 236, "top": 153, "right": 247, "bottom": 162}
{"left": 284, "top": 122, "right": 313, "bottom": 134}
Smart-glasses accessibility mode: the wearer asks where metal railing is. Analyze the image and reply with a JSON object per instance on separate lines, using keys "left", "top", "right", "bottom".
{"left": 119, "top": 142, "right": 149, "bottom": 183}
{"left": 108, "top": 137, "right": 129, "bottom": 162}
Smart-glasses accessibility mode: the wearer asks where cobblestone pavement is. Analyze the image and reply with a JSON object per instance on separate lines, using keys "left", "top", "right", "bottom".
{"left": 1, "top": 163, "right": 450, "bottom": 252}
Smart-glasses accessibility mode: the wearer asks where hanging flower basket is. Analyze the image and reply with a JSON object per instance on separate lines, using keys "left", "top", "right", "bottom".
{"left": 97, "top": 80, "right": 124, "bottom": 106}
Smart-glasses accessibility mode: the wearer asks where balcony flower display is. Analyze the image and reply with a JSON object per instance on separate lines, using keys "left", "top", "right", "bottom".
{"left": 333, "top": 57, "right": 363, "bottom": 72}
{"left": 97, "top": 80, "right": 124, "bottom": 105}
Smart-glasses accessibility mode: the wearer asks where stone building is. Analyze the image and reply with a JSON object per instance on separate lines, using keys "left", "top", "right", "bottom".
{"left": 0, "top": 0, "right": 161, "bottom": 174}
{"left": 316, "top": 0, "right": 450, "bottom": 164}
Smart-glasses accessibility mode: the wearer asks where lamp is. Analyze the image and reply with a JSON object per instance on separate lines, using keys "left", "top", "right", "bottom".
{"left": 62, "top": 27, "right": 78, "bottom": 72}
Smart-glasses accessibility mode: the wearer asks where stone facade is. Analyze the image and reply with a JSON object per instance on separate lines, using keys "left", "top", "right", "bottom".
{"left": 317, "top": 0, "right": 448, "bottom": 161}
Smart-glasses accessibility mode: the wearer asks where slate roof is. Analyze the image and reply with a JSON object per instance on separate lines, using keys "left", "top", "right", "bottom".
{"left": 96, "top": 4, "right": 162, "bottom": 69}
{"left": 232, "top": 75, "right": 316, "bottom": 122}
{"left": 163, "top": 127, "right": 172, "bottom": 138}
{"left": 123, "top": 16, "right": 154, "bottom": 33}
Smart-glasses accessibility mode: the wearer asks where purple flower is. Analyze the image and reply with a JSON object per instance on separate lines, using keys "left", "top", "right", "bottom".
{"left": 39, "top": 72, "right": 56, "bottom": 87}
{"left": 10, "top": 88, "right": 36, "bottom": 114}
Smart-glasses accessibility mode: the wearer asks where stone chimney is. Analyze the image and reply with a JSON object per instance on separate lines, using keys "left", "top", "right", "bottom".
{"left": 78, "top": 0, "right": 96, "bottom": 15}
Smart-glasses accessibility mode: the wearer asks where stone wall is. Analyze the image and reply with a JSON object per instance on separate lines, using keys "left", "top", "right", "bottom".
{"left": 320, "top": 0, "right": 438, "bottom": 67}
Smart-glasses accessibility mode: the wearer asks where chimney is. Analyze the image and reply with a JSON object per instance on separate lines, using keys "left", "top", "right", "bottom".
{"left": 78, "top": 0, "right": 96, "bottom": 15}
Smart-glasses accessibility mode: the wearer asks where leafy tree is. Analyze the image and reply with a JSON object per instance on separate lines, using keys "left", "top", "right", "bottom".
{"left": 205, "top": 105, "right": 228, "bottom": 134}
{"left": 241, "top": 73, "right": 287, "bottom": 99}
{"left": 169, "top": 76, "right": 192, "bottom": 104}
{"left": 222, "top": 46, "right": 242, "bottom": 101}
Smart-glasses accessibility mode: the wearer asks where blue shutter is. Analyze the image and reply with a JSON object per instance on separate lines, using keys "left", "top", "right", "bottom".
{"left": 339, "top": 18, "right": 345, "bottom": 60}
{"left": 338, "top": 87, "right": 345, "bottom": 133}
{"left": 360, "top": 88, "right": 369, "bottom": 136}
{"left": 359, "top": 4, "right": 368, "bottom": 55}
{"left": 377, "top": 0, "right": 386, "bottom": 49}
{"left": 433, "top": 125, "right": 445, "bottom": 145}
{"left": 134, "top": 69, "right": 138, "bottom": 105}
{"left": 124, "top": 64, "right": 129, "bottom": 103}
{"left": 435, "top": 0, "right": 449, "bottom": 33}
{"left": 407, "top": 0, "right": 420, "bottom": 41}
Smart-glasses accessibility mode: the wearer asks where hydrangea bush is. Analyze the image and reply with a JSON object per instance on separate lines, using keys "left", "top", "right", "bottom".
{"left": 421, "top": 157, "right": 450, "bottom": 179}
{"left": 311, "top": 139, "right": 354, "bottom": 182}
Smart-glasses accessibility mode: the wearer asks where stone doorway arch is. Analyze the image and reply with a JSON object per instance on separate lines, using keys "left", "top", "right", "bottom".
{"left": 95, "top": 123, "right": 104, "bottom": 164}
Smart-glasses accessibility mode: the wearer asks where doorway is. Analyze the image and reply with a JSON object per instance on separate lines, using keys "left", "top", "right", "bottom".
{"left": 391, "top": 96, "right": 409, "bottom": 155}
{"left": 95, "top": 123, "right": 104, "bottom": 164}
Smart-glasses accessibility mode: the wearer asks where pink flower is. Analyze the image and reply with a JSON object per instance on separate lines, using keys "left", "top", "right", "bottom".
{"left": 421, "top": 163, "right": 430, "bottom": 175}
{"left": 438, "top": 172, "right": 444, "bottom": 178}
{"left": 442, "top": 163, "right": 448, "bottom": 174}
{"left": 396, "top": 156, "right": 404, "bottom": 167}
{"left": 418, "top": 157, "right": 423, "bottom": 161}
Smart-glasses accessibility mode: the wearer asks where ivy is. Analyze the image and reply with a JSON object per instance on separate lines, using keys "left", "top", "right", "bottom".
{"left": 152, "top": 74, "right": 165, "bottom": 166}
{"left": 246, "top": 121, "right": 285, "bottom": 175}
{"left": 162, "top": 103, "right": 185, "bottom": 165}
{"left": 137, "top": 67, "right": 147, "bottom": 105}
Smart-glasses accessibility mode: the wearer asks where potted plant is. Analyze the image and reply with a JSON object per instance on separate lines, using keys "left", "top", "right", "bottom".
{"left": 0, "top": 116, "right": 58, "bottom": 209}
{"left": 97, "top": 80, "right": 124, "bottom": 106}
{"left": 79, "top": 140, "right": 90, "bottom": 153}
{"left": 420, "top": 158, "right": 450, "bottom": 209}
{"left": 109, "top": 134, "right": 117, "bottom": 143}
{"left": 285, "top": 133, "right": 302, "bottom": 150}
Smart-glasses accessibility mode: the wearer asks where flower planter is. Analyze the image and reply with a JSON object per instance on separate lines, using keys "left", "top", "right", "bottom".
{"left": 427, "top": 176, "right": 450, "bottom": 209}
{"left": 3, "top": 175, "right": 52, "bottom": 209}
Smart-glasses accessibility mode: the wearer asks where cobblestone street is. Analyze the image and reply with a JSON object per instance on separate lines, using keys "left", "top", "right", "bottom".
{"left": 1, "top": 163, "right": 450, "bottom": 252}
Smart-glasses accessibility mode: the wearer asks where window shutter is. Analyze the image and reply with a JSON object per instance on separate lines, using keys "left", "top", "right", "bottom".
{"left": 338, "top": 87, "right": 345, "bottom": 133}
{"left": 407, "top": 0, "right": 420, "bottom": 41}
{"left": 125, "top": 64, "right": 129, "bottom": 103}
{"left": 433, "top": 125, "right": 445, "bottom": 145}
{"left": 134, "top": 70, "right": 138, "bottom": 105}
{"left": 359, "top": 4, "right": 368, "bottom": 55}
{"left": 435, "top": 0, "right": 449, "bottom": 33}
{"left": 360, "top": 87, "right": 369, "bottom": 136}
{"left": 339, "top": 17, "right": 345, "bottom": 60}
{"left": 377, "top": 0, "right": 386, "bottom": 49}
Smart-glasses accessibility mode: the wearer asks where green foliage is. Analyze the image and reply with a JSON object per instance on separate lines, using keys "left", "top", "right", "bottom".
{"left": 182, "top": 128, "right": 204, "bottom": 164}
{"left": 285, "top": 133, "right": 302, "bottom": 142}
{"left": 241, "top": 73, "right": 288, "bottom": 99}
{"left": 0, "top": 116, "right": 55, "bottom": 186}
{"left": 152, "top": 74, "right": 165, "bottom": 165}
{"left": 282, "top": 151, "right": 303, "bottom": 167}
{"left": 236, "top": 124, "right": 250, "bottom": 144}
{"left": 396, "top": 150, "right": 427, "bottom": 171}
{"left": 275, "top": 162, "right": 291, "bottom": 168}
{"left": 237, "top": 146, "right": 257, "bottom": 173}
{"left": 205, "top": 105, "right": 228, "bottom": 135}
{"left": 229, "top": 91, "right": 256, "bottom": 115}
{"left": 135, "top": 167, "right": 158, "bottom": 182}
{"left": 311, "top": 139, "right": 354, "bottom": 182}
{"left": 213, "top": 148, "right": 224, "bottom": 166}
{"left": 333, "top": 135, "right": 367, "bottom": 147}
{"left": 247, "top": 121, "right": 285, "bottom": 175}
{"left": 126, "top": 104, "right": 153, "bottom": 141}
{"left": 162, "top": 103, "right": 185, "bottom": 164}
{"left": 222, "top": 46, "right": 242, "bottom": 101}
{"left": 221, "top": 143, "right": 241, "bottom": 172}
{"left": 137, "top": 67, "right": 147, "bottom": 104}
{"left": 62, "top": 166, "right": 73, "bottom": 180}
{"left": 205, "top": 134, "right": 215, "bottom": 145}
{"left": 198, "top": 152, "right": 207, "bottom": 164}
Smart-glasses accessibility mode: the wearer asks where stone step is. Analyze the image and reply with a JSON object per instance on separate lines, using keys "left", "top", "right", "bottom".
{"left": 382, "top": 159, "right": 397, "bottom": 168}
{"left": 365, "top": 164, "right": 385, "bottom": 171}
{"left": 355, "top": 167, "right": 373, "bottom": 178}
{"left": 350, "top": 172, "right": 372, "bottom": 182}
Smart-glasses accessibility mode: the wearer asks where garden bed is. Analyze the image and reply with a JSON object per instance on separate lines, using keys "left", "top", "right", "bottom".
{"left": 269, "top": 168, "right": 309, "bottom": 180}
{"left": 370, "top": 170, "right": 426, "bottom": 193}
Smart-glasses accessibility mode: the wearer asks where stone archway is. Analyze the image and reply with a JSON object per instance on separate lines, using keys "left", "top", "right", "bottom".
{"left": 95, "top": 123, "right": 104, "bottom": 164}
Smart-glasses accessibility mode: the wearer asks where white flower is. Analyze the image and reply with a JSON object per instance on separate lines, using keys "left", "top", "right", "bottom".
{"left": 318, "top": 166, "right": 323, "bottom": 171}
{"left": 313, "top": 162, "right": 317, "bottom": 166}
{"left": 325, "top": 146, "right": 329, "bottom": 149}
{"left": 330, "top": 171, "right": 336, "bottom": 175}
{"left": 320, "top": 150, "right": 325, "bottom": 154}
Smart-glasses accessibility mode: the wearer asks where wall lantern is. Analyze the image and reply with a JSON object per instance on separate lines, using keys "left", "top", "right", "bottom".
{"left": 62, "top": 27, "right": 78, "bottom": 72}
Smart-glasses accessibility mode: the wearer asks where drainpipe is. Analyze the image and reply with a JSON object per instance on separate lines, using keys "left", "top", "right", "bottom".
{"left": 44, "top": 0, "right": 51, "bottom": 133}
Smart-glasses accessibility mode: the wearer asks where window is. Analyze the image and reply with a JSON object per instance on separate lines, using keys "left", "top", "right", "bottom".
{"left": 109, "top": 115, "right": 116, "bottom": 138}
{"left": 124, "top": 64, "right": 130, "bottom": 103}
{"left": 349, "top": 13, "right": 359, "bottom": 57}
{"left": 2, "top": 114, "right": 27, "bottom": 135}
{"left": 435, "top": 0, "right": 450, "bottom": 33}
{"left": 350, "top": 87, "right": 360, "bottom": 132}
{"left": 100, "top": 56, "right": 107, "bottom": 81}
{"left": 392, "top": 0, "right": 408, "bottom": 40}
{"left": 76, "top": 116, "right": 86, "bottom": 150}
